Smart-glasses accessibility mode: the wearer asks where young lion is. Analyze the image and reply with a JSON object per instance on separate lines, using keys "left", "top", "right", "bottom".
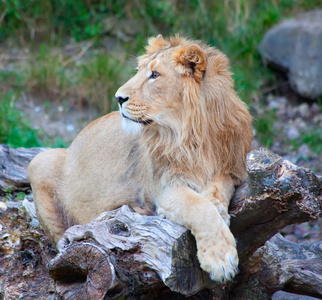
{"left": 28, "top": 35, "right": 253, "bottom": 283}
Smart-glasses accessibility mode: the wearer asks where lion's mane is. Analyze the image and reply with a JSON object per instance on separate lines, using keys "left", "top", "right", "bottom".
{"left": 139, "top": 35, "right": 253, "bottom": 187}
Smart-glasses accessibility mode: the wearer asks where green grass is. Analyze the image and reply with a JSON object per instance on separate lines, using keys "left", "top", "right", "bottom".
{"left": 77, "top": 52, "right": 129, "bottom": 113}
{"left": 25, "top": 45, "right": 70, "bottom": 101}
{"left": 301, "top": 128, "right": 322, "bottom": 154}
{"left": 253, "top": 110, "right": 278, "bottom": 148}
{"left": 23, "top": 46, "right": 130, "bottom": 112}
{"left": 0, "top": 79, "right": 69, "bottom": 148}
{"left": 0, "top": 47, "right": 130, "bottom": 148}
{"left": 290, "top": 128, "right": 322, "bottom": 154}
{"left": 0, "top": 90, "right": 42, "bottom": 148}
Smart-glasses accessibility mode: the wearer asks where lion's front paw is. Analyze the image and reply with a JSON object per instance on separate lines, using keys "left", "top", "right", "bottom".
{"left": 197, "top": 226, "right": 238, "bottom": 283}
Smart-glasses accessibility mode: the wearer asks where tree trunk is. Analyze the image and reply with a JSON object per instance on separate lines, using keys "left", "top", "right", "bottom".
{"left": 0, "top": 145, "right": 321, "bottom": 299}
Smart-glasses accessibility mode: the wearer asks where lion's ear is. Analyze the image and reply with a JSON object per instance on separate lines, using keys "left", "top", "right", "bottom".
{"left": 146, "top": 34, "right": 169, "bottom": 54}
{"left": 173, "top": 44, "right": 206, "bottom": 83}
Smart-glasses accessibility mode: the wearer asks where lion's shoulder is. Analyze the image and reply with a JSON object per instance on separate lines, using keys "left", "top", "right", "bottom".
{"left": 68, "top": 111, "right": 127, "bottom": 151}
{"left": 86, "top": 111, "right": 120, "bottom": 129}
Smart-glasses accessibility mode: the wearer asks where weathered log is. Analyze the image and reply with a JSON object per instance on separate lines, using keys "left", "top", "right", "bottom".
{"left": 46, "top": 148, "right": 321, "bottom": 299}
{"left": 230, "top": 149, "right": 321, "bottom": 261}
{"left": 231, "top": 233, "right": 322, "bottom": 299}
{"left": 0, "top": 145, "right": 321, "bottom": 299}
{"left": 0, "top": 144, "right": 45, "bottom": 193}
{"left": 0, "top": 199, "right": 58, "bottom": 299}
{"left": 50, "top": 205, "right": 215, "bottom": 299}
{"left": 50, "top": 242, "right": 117, "bottom": 299}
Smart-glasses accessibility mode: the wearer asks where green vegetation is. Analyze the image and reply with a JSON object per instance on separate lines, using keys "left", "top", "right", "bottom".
{"left": 25, "top": 45, "right": 70, "bottom": 101}
{"left": 0, "top": 0, "right": 320, "bottom": 149}
{"left": 291, "top": 128, "right": 322, "bottom": 154}
{"left": 0, "top": 46, "right": 128, "bottom": 148}
{"left": 0, "top": 91, "right": 41, "bottom": 148}
{"left": 2, "top": 188, "right": 26, "bottom": 202}
{"left": 1, "top": 0, "right": 317, "bottom": 102}
{"left": 0, "top": 84, "right": 68, "bottom": 148}
{"left": 23, "top": 45, "right": 128, "bottom": 112}
{"left": 77, "top": 52, "right": 127, "bottom": 113}
{"left": 15, "top": 191, "right": 26, "bottom": 201}
{"left": 254, "top": 110, "right": 277, "bottom": 148}
{"left": 4, "top": 188, "right": 12, "bottom": 202}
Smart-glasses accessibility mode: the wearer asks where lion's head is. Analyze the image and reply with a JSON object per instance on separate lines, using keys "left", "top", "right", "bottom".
{"left": 115, "top": 35, "right": 253, "bottom": 185}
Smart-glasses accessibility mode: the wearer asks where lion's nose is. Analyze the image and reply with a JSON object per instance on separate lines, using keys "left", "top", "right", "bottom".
{"left": 116, "top": 96, "right": 129, "bottom": 107}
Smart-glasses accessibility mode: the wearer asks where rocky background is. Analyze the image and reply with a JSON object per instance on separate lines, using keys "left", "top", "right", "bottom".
{"left": 256, "top": 10, "right": 322, "bottom": 176}
{"left": 255, "top": 10, "right": 322, "bottom": 248}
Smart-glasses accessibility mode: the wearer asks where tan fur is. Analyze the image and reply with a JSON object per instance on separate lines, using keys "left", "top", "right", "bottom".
{"left": 28, "top": 35, "right": 253, "bottom": 283}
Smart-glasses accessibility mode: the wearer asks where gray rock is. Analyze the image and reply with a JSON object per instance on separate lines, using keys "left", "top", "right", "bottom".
{"left": 6, "top": 201, "right": 22, "bottom": 209}
{"left": 294, "top": 222, "right": 311, "bottom": 239}
{"left": 298, "top": 144, "right": 312, "bottom": 158}
{"left": 259, "top": 10, "right": 322, "bottom": 99}
{"left": 285, "top": 125, "right": 300, "bottom": 140}
{"left": 280, "top": 224, "right": 294, "bottom": 234}
{"left": 298, "top": 103, "right": 310, "bottom": 118}
{"left": 283, "top": 234, "right": 297, "bottom": 242}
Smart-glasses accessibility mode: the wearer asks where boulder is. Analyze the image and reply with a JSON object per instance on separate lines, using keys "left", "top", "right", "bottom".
{"left": 259, "top": 10, "right": 322, "bottom": 100}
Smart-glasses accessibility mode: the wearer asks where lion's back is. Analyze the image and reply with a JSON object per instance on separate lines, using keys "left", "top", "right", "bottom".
{"left": 61, "top": 112, "right": 145, "bottom": 223}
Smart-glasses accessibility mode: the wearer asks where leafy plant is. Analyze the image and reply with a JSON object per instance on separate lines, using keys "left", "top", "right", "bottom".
{"left": 4, "top": 188, "right": 12, "bottom": 202}
{"left": 0, "top": 91, "right": 42, "bottom": 148}
{"left": 15, "top": 192, "right": 26, "bottom": 201}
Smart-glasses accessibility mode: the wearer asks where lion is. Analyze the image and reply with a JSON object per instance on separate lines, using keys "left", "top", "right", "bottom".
{"left": 28, "top": 35, "right": 253, "bottom": 283}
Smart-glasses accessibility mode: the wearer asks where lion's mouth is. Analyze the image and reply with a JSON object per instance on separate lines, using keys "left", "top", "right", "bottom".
{"left": 122, "top": 113, "right": 153, "bottom": 125}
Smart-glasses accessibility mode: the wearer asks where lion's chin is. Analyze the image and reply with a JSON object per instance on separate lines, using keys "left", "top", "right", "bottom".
{"left": 121, "top": 117, "right": 143, "bottom": 134}
{"left": 121, "top": 113, "right": 153, "bottom": 125}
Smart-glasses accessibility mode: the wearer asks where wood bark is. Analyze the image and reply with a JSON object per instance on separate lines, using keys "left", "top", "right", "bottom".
{"left": 0, "top": 144, "right": 45, "bottom": 193}
{"left": 0, "top": 144, "right": 321, "bottom": 299}
{"left": 232, "top": 233, "right": 322, "bottom": 299}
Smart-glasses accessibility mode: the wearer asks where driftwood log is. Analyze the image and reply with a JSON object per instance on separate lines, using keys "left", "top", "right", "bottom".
{"left": 236, "top": 233, "right": 322, "bottom": 299}
{"left": 0, "top": 145, "right": 46, "bottom": 193}
{"left": 0, "top": 144, "right": 321, "bottom": 299}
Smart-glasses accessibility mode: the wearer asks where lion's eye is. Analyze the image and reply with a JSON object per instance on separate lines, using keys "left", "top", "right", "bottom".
{"left": 134, "top": 67, "right": 139, "bottom": 73}
{"left": 149, "top": 71, "right": 160, "bottom": 79}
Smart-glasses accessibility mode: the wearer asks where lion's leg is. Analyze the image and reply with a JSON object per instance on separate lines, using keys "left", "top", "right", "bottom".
{"left": 202, "top": 175, "right": 235, "bottom": 226}
{"left": 156, "top": 186, "right": 238, "bottom": 283}
{"left": 28, "top": 149, "right": 69, "bottom": 247}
